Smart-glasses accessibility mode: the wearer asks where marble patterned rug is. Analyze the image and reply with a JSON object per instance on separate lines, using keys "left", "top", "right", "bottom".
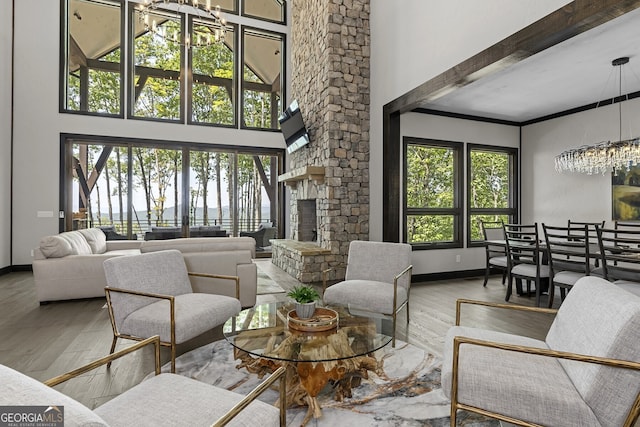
{"left": 163, "top": 339, "right": 499, "bottom": 426}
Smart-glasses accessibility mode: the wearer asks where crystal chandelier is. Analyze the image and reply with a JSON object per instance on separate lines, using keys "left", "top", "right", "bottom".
{"left": 138, "top": 0, "right": 227, "bottom": 48}
{"left": 555, "top": 57, "right": 639, "bottom": 175}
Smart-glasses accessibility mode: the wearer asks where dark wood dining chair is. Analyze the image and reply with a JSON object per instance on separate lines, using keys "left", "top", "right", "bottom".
{"left": 503, "top": 223, "right": 550, "bottom": 306}
{"left": 542, "top": 223, "right": 591, "bottom": 307}
{"left": 480, "top": 220, "right": 507, "bottom": 287}
{"left": 567, "top": 220, "right": 604, "bottom": 266}
{"left": 596, "top": 227, "right": 640, "bottom": 297}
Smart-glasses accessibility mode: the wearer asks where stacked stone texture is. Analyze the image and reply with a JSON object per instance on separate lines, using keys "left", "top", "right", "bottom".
{"left": 274, "top": 0, "right": 370, "bottom": 282}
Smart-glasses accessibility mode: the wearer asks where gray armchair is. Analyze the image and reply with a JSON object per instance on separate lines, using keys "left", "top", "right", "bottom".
{"left": 442, "top": 276, "right": 640, "bottom": 426}
{"left": 0, "top": 336, "right": 286, "bottom": 426}
{"left": 240, "top": 223, "right": 277, "bottom": 250}
{"left": 322, "top": 240, "right": 412, "bottom": 346}
{"left": 104, "top": 249, "right": 242, "bottom": 373}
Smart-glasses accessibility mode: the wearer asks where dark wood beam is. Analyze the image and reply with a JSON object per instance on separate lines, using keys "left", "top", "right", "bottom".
{"left": 385, "top": 0, "right": 640, "bottom": 115}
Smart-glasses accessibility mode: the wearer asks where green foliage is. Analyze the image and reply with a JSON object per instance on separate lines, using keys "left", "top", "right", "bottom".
{"left": 405, "top": 144, "right": 512, "bottom": 244}
{"left": 287, "top": 285, "right": 320, "bottom": 304}
{"left": 406, "top": 145, "right": 454, "bottom": 209}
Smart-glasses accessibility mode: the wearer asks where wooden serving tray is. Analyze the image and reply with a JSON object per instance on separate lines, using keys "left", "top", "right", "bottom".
{"left": 287, "top": 307, "right": 339, "bottom": 332}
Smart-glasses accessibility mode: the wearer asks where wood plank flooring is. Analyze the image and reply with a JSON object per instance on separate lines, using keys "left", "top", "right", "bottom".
{"left": 0, "top": 262, "right": 555, "bottom": 410}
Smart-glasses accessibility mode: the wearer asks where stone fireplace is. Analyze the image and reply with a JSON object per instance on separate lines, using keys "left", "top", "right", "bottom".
{"left": 297, "top": 200, "right": 317, "bottom": 242}
{"left": 271, "top": 0, "right": 370, "bottom": 283}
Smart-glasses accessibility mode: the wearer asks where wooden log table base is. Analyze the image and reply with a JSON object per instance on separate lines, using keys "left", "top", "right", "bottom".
{"left": 233, "top": 327, "right": 385, "bottom": 426}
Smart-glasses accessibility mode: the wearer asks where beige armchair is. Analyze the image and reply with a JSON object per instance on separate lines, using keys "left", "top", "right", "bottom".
{"left": 0, "top": 336, "right": 286, "bottom": 426}
{"left": 441, "top": 276, "right": 640, "bottom": 426}
{"left": 322, "top": 240, "right": 412, "bottom": 347}
{"left": 104, "top": 249, "right": 242, "bottom": 373}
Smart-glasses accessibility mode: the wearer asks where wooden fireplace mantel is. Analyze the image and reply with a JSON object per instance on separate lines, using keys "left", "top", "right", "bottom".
{"left": 277, "top": 166, "right": 325, "bottom": 185}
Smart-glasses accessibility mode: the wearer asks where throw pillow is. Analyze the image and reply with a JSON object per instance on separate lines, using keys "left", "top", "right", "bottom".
{"left": 78, "top": 228, "right": 108, "bottom": 254}
{"left": 39, "top": 235, "right": 75, "bottom": 258}
{"left": 58, "top": 231, "right": 93, "bottom": 255}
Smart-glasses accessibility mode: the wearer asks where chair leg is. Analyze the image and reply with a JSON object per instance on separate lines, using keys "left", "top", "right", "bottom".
{"left": 106, "top": 336, "right": 118, "bottom": 369}
{"left": 535, "top": 279, "right": 542, "bottom": 307}
{"left": 171, "top": 342, "right": 176, "bottom": 373}
{"left": 392, "top": 311, "right": 397, "bottom": 348}
{"left": 505, "top": 275, "right": 513, "bottom": 301}
{"left": 501, "top": 270, "right": 507, "bottom": 285}
{"left": 547, "top": 282, "right": 555, "bottom": 308}
{"left": 483, "top": 265, "right": 490, "bottom": 287}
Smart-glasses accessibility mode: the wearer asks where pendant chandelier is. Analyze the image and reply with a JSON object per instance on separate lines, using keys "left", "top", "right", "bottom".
{"left": 554, "top": 57, "right": 639, "bottom": 175}
{"left": 138, "top": 0, "right": 227, "bottom": 48}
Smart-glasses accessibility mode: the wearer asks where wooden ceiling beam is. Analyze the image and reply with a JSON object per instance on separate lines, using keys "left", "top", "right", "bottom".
{"left": 384, "top": 0, "right": 640, "bottom": 116}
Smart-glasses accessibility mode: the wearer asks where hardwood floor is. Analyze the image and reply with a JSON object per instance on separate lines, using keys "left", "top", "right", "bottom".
{"left": 0, "top": 262, "right": 555, "bottom": 410}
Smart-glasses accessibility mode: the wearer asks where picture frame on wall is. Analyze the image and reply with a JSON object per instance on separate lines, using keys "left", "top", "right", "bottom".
{"left": 612, "top": 165, "right": 640, "bottom": 220}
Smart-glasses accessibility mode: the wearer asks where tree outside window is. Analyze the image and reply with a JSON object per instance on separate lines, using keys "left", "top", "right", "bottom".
{"left": 404, "top": 138, "right": 462, "bottom": 248}
{"left": 467, "top": 145, "right": 517, "bottom": 244}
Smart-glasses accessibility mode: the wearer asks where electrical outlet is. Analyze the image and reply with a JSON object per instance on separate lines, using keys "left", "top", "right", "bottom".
{"left": 455, "top": 254, "right": 461, "bottom": 263}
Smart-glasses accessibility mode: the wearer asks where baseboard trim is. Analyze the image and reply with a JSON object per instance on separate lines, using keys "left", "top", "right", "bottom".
{"left": 0, "top": 265, "right": 33, "bottom": 276}
{"left": 413, "top": 268, "right": 489, "bottom": 282}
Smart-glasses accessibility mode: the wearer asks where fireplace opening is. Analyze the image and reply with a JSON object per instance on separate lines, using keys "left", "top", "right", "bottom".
{"left": 297, "top": 199, "right": 317, "bottom": 242}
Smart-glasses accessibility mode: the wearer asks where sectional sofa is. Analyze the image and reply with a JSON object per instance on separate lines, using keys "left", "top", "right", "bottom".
{"left": 32, "top": 229, "right": 257, "bottom": 307}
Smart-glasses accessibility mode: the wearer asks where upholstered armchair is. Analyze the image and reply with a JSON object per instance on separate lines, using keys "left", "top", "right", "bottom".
{"left": 322, "top": 240, "right": 413, "bottom": 347}
{"left": 240, "top": 223, "right": 277, "bottom": 250}
{"left": 0, "top": 336, "right": 286, "bottom": 426}
{"left": 441, "top": 276, "right": 640, "bottom": 426}
{"left": 104, "top": 249, "right": 242, "bottom": 373}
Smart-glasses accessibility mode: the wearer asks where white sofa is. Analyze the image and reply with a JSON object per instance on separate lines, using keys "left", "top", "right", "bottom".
{"left": 32, "top": 228, "right": 141, "bottom": 303}
{"left": 33, "top": 230, "right": 258, "bottom": 307}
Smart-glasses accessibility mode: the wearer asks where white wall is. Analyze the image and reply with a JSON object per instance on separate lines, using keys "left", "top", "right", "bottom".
{"left": 0, "top": 1, "right": 12, "bottom": 269}
{"left": 401, "top": 113, "right": 519, "bottom": 274}
{"left": 368, "top": 0, "right": 571, "bottom": 247}
{"left": 522, "top": 97, "right": 640, "bottom": 226}
{"left": 11, "top": 1, "right": 288, "bottom": 265}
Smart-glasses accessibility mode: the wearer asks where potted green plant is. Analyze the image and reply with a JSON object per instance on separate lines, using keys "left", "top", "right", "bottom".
{"left": 287, "top": 285, "right": 320, "bottom": 319}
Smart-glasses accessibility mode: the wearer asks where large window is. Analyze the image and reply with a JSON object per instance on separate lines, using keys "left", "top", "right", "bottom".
{"left": 62, "top": 0, "right": 286, "bottom": 130}
{"left": 189, "top": 18, "right": 236, "bottom": 126}
{"left": 404, "top": 138, "right": 463, "bottom": 248}
{"left": 403, "top": 138, "right": 517, "bottom": 249}
{"left": 131, "top": 7, "right": 184, "bottom": 120}
{"left": 242, "top": 28, "right": 284, "bottom": 130}
{"left": 63, "top": 136, "right": 283, "bottom": 242}
{"left": 62, "top": 0, "right": 122, "bottom": 115}
{"left": 467, "top": 144, "right": 518, "bottom": 244}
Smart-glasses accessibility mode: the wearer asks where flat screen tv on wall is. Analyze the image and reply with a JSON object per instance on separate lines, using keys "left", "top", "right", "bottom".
{"left": 279, "top": 100, "right": 310, "bottom": 154}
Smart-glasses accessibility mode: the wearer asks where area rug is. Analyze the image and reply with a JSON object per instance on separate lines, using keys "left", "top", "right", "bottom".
{"left": 162, "top": 339, "right": 499, "bottom": 426}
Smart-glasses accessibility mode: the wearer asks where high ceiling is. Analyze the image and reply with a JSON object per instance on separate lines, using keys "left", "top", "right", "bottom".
{"left": 69, "top": 0, "right": 283, "bottom": 86}
{"left": 415, "top": 6, "right": 640, "bottom": 124}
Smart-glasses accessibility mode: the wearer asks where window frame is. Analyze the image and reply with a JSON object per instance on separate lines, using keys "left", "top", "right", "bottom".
{"left": 240, "top": 26, "right": 286, "bottom": 132}
{"left": 403, "top": 137, "right": 464, "bottom": 250}
{"left": 466, "top": 143, "right": 518, "bottom": 247}
{"left": 61, "top": 0, "right": 288, "bottom": 134}
{"left": 186, "top": 17, "right": 238, "bottom": 128}
{"left": 127, "top": 3, "right": 186, "bottom": 123}
{"left": 60, "top": 133, "right": 285, "bottom": 238}
{"left": 241, "top": 0, "right": 287, "bottom": 24}
{"left": 60, "top": 0, "right": 125, "bottom": 117}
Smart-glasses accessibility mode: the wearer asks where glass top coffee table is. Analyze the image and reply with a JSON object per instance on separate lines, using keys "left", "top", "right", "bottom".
{"left": 223, "top": 301, "right": 393, "bottom": 425}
